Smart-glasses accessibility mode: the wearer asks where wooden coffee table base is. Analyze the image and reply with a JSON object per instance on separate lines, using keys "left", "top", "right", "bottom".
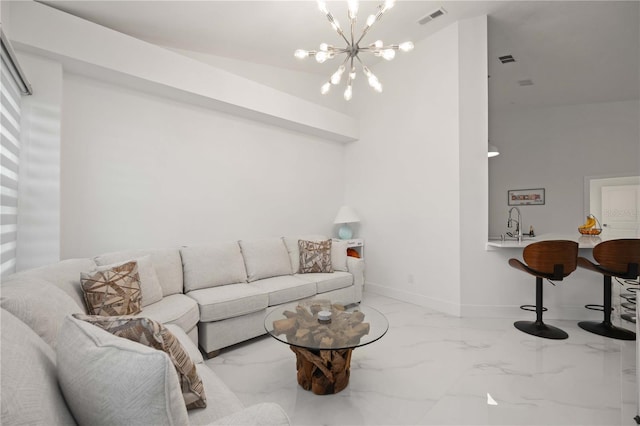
{"left": 291, "top": 346, "right": 353, "bottom": 395}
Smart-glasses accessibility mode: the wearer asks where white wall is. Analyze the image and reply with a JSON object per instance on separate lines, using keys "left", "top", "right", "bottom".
{"left": 61, "top": 73, "right": 346, "bottom": 258}
{"left": 345, "top": 18, "right": 481, "bottom": 316}
{"left": 489, "top": 100, "right": 640, "bottom": 237}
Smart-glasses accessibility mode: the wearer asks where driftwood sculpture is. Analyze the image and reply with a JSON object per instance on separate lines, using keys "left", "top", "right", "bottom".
{"left": 272, "top": 303, "right": 370, "bottom": 394}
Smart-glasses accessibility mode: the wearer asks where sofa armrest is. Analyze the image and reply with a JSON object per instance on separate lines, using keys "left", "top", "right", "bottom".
{"left": 207, "top": 403, "right": 290, "bottom": 426}
{"left": 346, "top": 257, "right": 365, "bottom": 302}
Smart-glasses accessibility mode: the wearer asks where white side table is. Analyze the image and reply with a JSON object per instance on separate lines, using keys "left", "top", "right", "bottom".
{"left": 333, "top": 238, "right": 364, "bottom": 259}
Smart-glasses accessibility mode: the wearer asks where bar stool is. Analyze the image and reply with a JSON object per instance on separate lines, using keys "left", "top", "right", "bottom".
{"left": 577, "top": 238, "right": 640, "bottom": 340}
{"left": 509, "top": 240, "right": 579, "bottom": 339}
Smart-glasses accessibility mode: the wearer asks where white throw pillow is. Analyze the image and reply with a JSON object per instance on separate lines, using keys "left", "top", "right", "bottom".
{"left": 0, "top": 276, "right": 82, "bottom": 349}
{"left": 1, "top": 310, "right": 77, "bottom": 425}
{"left": 181, "top": 243, "right": 248, "bottom": 292}
{"left": 95, "top": 256, "right": 163, "bottom": 307}
{"left": 331, "top": 240, "right": 349, "bottom": 272}
{"left": 57, "top": 315, "right": 189, "bottom": 426}
{"left": 239, "top": 239, "right": 293, "bottom": 282}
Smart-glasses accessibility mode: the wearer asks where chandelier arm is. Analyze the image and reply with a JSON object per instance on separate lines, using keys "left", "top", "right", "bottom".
{"left": 356, "top": 10, "right": 385, "bottom": 45}
{"left": 354, "top": 55, "right": 370, "bottom": 72}
{"left": 359, "top": 45, "right": 397, "bottom": 52}
{"left": 324, "top": 12, "right": 351, "bottom": 45}
{"left": 350, "top": 17, "right": 356, "bottom": 47}
{"left": 337, "top": 54, "right": 351, "bottom": 70}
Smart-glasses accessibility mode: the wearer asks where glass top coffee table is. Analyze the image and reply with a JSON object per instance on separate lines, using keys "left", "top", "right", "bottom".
{"left": 264, "top": 299, "right": 389, "bottom": 394}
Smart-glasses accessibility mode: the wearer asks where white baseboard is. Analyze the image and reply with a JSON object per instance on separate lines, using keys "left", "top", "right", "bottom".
{"left": 365, "top": 282, "right": 461, "bottom": 316}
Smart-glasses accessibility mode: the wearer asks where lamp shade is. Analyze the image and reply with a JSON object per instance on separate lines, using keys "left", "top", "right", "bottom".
{"left": 334, "top": 205, "right": 360, "bottom": 224}
{"left": 488, "top": 144, "right": 500, "bottom": 158}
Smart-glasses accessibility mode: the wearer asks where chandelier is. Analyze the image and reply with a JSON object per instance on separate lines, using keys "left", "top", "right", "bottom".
{"left": 294, "top": 0, "right": 413, "bottom": 101}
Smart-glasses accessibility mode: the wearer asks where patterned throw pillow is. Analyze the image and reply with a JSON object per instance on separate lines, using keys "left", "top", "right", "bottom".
{"left": 80, "top": 261, "right": 142, "bottom": 316}
{"left": 74, "top": 314, "right": 207, "bottom": 410}
{"left": 298, "top": 239, "right": 333, "bottom": 273}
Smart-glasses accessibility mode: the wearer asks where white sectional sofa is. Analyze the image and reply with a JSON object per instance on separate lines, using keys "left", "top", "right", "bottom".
{"left": 184, "top": 236, "right": 364, "bottom": 356}
{"left": 0, "top": 235, "right": 362, "bottom": 424}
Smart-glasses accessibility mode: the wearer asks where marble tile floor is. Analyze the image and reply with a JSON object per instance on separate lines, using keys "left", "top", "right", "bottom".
{"left": 205, "top": 292, "right": 637, "bottom": 426}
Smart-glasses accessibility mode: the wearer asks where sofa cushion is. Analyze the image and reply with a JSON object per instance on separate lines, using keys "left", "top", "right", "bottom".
{"left": 95, "top": 256, "right": 163, "bottom": 307}
{"left": 187, "top": 364, "right": 245, "bottom": 425}
{"left": 249, "top": 275, "right": 316, "bottom": 306}
{"left": 296, "top": 271, "right": 353, "bottom": 294}
{"left": 95, "top": 248, "right": 184, "bottom": 297}
{"left": 239, "top": 239, "right": 293, "bottom": 282}
{"left": 298, "top": 240, "right": 333, "bottom": 273}
{"left": 135, "top": 293, "right": 199, "bottom": 334}
{"left": 74, "top": 314, "right": 206, "bottom": 410}
{"left": 9, "top": 258, "right": 96, "bottom": 311}
{"left": 181, "top": 242, "right": 247, "bottom": 292}
{"left": 0, "top": 309, "right": 77, "bottom": 426}
{"left": 57, "top": 315, "right": 189, "bottom": 426}
{"left": 80, "top": 261, "right": 142, "bottom": 316}
{"left": 187, "top": 284, "right": 269, "bottom": 322}
{"left": 283, "top": 235, "right": 328, "bottom": 274}
{"left": 0, "top": 276, "right": 82, "bottom": 349}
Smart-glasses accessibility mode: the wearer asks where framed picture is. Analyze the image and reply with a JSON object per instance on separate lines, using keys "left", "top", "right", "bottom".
{"left": 508, "top": 188, "right": 545, "bottom": 206}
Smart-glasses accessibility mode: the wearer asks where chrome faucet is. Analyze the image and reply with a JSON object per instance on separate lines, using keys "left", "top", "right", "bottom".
{"left": 508, "top": 207, "right": 522, "bottom": 242}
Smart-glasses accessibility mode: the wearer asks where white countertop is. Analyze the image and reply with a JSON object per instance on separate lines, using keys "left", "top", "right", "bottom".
{"left": 486, "top": 232, "right": 639, "bottom": 250}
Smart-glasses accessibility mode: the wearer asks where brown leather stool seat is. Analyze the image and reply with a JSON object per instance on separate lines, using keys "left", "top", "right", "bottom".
{"left": 577, "top": 238, "right": 639, "bottom": 340}
{"left": 509, "top": 240, "right": 579, "bottom": 339}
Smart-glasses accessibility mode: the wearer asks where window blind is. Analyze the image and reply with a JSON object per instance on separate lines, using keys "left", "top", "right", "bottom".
{"left": 1, "top": 27, "right": 31, "bottom": 278}
{"left": 1, "top": 54, "right": 22, "bottom": 277}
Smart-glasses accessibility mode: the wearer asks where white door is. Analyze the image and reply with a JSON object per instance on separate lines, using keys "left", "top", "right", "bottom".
{"left": 601, "top": 184, "right": 640, "bottom": 236}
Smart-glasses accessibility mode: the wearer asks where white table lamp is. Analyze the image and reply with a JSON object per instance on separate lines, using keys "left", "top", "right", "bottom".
{"left": 334, "top": 206, "right": 360, "bottom": 239}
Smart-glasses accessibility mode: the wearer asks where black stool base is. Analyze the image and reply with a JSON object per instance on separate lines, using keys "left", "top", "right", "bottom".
{"left": 578, "top": 321, "right": 636, "bottom": 340}
{"left": 514, "top": 320, "right": 568, "bottom": 339}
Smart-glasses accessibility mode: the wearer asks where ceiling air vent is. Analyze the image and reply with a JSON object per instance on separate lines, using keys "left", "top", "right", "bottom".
{"left": 418, "top": 7, "right": 447, "bottom": 25}
{"left": 518, "top": 79, "right": 534, "bottom": 86}
{"left": 498, "top": 54, "right": 516, "bottom": 64}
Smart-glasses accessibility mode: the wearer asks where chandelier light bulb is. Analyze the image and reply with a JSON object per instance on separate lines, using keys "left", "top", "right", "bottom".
{"left": 373, "top": 81, "right": 383, "bottom": 93}
{"left": 315, "top": 51, "right": 329, "bottom": 63}
{"left": 366, "top": 14, "right": 376, "bottom": 27}
{"left": 344, "top": 85, "right": 353, "bottom": 101}
{"left": 321, "top": 82, "right": 332, "bottom": 95}
{"left": 331, "top": 65, "right": 346, "bottom": 84}
{"left": 399, "top": 41, "right": 414, "bottom": 52}
{"left": 317, "top": 1, "right": 328, "bottom": 14}
{"left": 383, "top": 0, "right": 395, "bottom": 12}
{"left": 294, "top": 49, "right": 309, "bottom": 59}
{"left": 381, "top": 49, "right": 396, "bottom": 60}
{"left": 348, "top": 0, "right": 359, "bottom": 18}
{"left": 372, "top": 40, "right": 383, "bottom": 48}
{"left": 319, "top": 43, "right": 329, "bottom": 51}
{"left": 331, "top": 19, "right": 341, "bottom": 32}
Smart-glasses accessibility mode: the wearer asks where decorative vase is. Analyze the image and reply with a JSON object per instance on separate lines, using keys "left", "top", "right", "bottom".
{"left": 338, "top": 224, "right": 353, "bottom": 240}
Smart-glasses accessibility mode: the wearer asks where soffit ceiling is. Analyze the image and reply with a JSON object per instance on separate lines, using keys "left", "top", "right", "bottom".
{"left": 39, "top": 1, "right": 640, "bottom": 111}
